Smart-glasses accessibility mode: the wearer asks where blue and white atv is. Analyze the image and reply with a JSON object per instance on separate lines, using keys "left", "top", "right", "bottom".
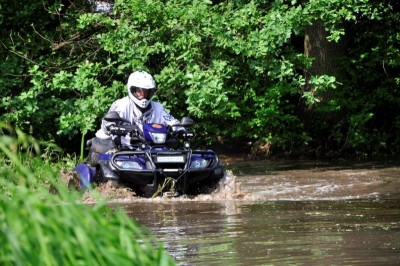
{"left": 74, "top": 111, "right": 224, "bottom": 198}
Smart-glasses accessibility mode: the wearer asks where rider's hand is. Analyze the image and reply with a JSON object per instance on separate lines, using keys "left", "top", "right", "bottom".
{"left": 170, "top": 127, "right": 185, "bottom": 137}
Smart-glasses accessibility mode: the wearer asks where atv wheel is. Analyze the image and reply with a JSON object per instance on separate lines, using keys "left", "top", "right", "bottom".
{"left": 88, "top": 151, "right": 100, "bottom": 167}
{"left": 92, "top": 165, "right": 106, "bottom": 183}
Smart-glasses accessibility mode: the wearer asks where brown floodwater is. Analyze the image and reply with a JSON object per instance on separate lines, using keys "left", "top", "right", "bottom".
{"left": 107, "top": 159, "right": 400, "bottom": 265}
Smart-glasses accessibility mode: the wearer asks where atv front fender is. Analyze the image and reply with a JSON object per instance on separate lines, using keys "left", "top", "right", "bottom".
{"left": 74, "top": 163, "right": 96, "bottom": 188}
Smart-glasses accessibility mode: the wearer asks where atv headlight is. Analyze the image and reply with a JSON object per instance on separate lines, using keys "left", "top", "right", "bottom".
{"left": 115, "top": 160, "right": 143, "bottom": 170}
{"left": 150, "top": 132, "right": 167, "bottom": 144}
{"left": 190, "top": 158, "right": 210, "bottom": 169}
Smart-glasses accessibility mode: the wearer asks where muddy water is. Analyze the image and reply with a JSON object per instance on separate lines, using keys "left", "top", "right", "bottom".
{"left": 111, "top": 160, "right": 400, "bottom": 265}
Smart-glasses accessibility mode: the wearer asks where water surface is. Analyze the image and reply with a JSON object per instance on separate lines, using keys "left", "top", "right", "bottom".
{"left": 118, "top": 160, "right": 400, "bottom": 265}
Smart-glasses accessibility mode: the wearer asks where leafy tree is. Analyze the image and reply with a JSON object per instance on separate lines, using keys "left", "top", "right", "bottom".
{"left": 1, "top": 0, "right": 399, "bottom": 157}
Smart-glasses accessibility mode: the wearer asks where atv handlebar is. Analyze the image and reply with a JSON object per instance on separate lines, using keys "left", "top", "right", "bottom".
{"left": 107, "top": 124, "right": 136, "bottom": 136}
{"left": 103, "top": 111, "right": 195, "bottom": 146}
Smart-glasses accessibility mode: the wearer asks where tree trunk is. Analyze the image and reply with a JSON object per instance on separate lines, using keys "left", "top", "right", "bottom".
{"left": 302, "top": 20, "right": 347, "bottom": 154}
{"left": 304, "top": 20, "right": 343, "bottom": 77}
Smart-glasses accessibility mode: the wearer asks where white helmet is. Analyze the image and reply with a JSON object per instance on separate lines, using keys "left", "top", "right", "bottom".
{"left": 127, "top": 71, "right": 157, "bottom": 108}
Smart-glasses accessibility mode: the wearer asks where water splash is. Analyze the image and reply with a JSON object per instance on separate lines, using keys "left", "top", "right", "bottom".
{"left": 194, "top": 170, "right": 247, "bottom": 201}
{"left": 80, "top": 170, "right": 248, "bottom": 203}
{"left": 74, "top": 162, "right": 400, "bottom": 203}
{"left": 81, "top": 180, "right": 137, "bottom": 204}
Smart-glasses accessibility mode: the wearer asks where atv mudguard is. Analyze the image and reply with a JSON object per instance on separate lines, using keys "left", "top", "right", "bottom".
{"left": 74, "top": 163, "right": 96, "bottom": 188}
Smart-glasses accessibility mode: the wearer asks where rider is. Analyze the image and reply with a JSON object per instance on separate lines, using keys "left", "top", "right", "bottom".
{"left": 88, "top": 70, "right": 180, "bottom": 165}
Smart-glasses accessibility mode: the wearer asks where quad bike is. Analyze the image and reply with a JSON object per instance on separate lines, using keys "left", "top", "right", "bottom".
{"left": 74, "top": 111, "right": 224, "bottom": 197}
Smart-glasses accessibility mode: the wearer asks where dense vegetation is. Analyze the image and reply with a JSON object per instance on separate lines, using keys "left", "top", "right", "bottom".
{"left": 1, "top": 0, "right": 399, "bottom": 158}
{"left": 0, "top": 124, "right": 175, "bottom": 265}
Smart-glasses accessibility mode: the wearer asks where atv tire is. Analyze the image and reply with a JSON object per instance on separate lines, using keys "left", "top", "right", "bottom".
{"left": 87, "top": 137, "right": 115, "bottom": 166}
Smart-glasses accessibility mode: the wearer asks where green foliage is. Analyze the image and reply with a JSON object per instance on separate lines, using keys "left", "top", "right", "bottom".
{"left": 303, "top": 75, "right": 338, "bottom": 105}
{"left": 0, "top": 125, "right": 175, "bottom": 265}
{"left": 305, "top": 0, "right": 384, "bottom": 42}
{"left": 1, "top": 0, "right": 399, "bottom": 157}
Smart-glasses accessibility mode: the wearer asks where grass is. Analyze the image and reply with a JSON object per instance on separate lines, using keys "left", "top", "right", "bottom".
{"left": 0, "top": 124, "right": 175, "bottom": 266}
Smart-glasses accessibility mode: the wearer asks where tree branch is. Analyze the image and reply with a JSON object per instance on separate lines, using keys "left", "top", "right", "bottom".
{"left": 51, "top": 26, "right": 103, "bottom": 51}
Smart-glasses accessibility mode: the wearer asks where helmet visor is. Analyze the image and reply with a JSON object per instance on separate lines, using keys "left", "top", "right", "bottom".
{"left": 130, "top": 86, "right": 151, "bottom": 100}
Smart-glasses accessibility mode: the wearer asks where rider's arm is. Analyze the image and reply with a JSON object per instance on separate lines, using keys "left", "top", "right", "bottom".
{"left": 95, "top": 100, "right": 126, "bottom": 139}
{"left": 160, "top": 108, "right": 185, "bottom": 133}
